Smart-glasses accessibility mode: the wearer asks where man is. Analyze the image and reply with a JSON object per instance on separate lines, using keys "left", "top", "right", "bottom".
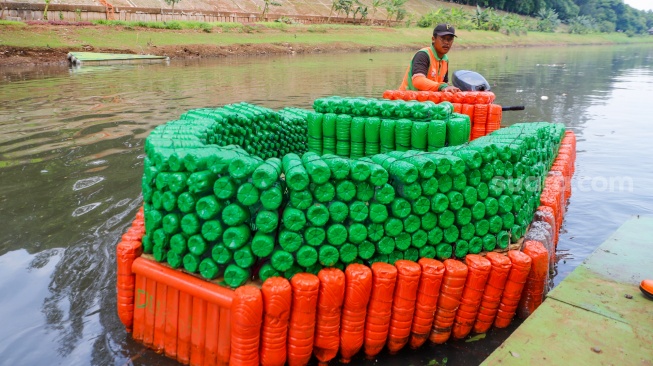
{"left": 399, "top": 23, "right": 461, "bottom": 92}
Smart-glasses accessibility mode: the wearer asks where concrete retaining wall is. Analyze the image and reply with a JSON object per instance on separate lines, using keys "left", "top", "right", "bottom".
{"left": 0, "top": 2, "right": 394, "bottom": 24}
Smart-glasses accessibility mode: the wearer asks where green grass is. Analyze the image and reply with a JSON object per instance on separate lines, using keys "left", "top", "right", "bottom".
{"left": 1, "top": 21, "right": 651, "bottom": 51}
{"left": 0, "top": 20, "right": 25, "bottom": 27}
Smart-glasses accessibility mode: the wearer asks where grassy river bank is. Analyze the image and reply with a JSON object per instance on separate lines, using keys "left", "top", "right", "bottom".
{"left": 1, "top": 21, "right": 652, "bottom": 66}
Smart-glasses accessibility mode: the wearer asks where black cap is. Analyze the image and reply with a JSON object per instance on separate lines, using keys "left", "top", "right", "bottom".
{"left": 433, "top": 23, "right": 456, "bottom": 37}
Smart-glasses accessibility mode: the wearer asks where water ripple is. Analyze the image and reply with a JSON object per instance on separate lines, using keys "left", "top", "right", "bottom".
{"left": 72, "top": 203, "right": 101, "bottom": 217}
{"left": 72, "top": 177, "right": 105, "bottom": 191}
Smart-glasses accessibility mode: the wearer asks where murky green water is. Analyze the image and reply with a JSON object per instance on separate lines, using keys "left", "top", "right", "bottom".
{"left": 1, "top": 44, "right": 652, "bottom": 366}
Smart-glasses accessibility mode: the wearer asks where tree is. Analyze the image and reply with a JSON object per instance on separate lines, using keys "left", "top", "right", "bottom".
{"left": 43, "top": 0, "right": 50, "bottom": 20}
{"left": 260, "top": 0, "right": 282, "bottom": 21}
{"left": 342, "top": 0, "right": 355, "bottom": 19}
{"left": 536, "top": 7, "right": 561, "bottom": 32}
{"left": 568, "top": 14, "right": 597, "bottom": 33}
{"left": 164, "top": 0, "right": 182, "bottom": 18}
{"left": 369, "top": 0, "right": 386, "bottom": 24}
{"left": 384, "top": 0, "right": 408, "bottom": 25}
{"left": 328, "top": 0, "right": 353, "bottom": 21}
{"left": 472, "top": 5, "right": 490, "bottom": 29}
{"left": 352, "top": 0, "right": 369, "bottom": 23}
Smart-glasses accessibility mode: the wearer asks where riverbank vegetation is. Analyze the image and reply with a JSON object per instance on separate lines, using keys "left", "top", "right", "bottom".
{"left": 2, "top": 20, "right": 652, "bottom": 50}
{"left": 415, "top": 0, "right": 652, "bottom": 35}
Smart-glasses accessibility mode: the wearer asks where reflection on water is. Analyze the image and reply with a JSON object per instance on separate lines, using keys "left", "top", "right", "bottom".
{"left": 0, "top": 44, "right": 652, "bottom": 365}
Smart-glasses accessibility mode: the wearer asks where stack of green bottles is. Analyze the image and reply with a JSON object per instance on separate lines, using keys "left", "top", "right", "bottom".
{"left": 308, "top": 97, "right": 471, "bottom": 158}
{"left": 181, "top": 103, "right": 281, "bottom": 159}
{"left": 313, "top": 96, "right": 452, "bottom": 121}
{"left": 447, "top": 113, "right": 472, "bottom": 146}
{"left": 307, "top": 112, "right": 323, "bottom": 154}
{"left": 277, "top": 108, "right": 309, "bottom": 157}
{"left": 179, "top": 103, "right": 309, "bottom": 160}
{"left": 141, "top": 100, "right": 566, "bottom": 287}
{"left": 259, "top": 151, "right": 392, "bottom": 281}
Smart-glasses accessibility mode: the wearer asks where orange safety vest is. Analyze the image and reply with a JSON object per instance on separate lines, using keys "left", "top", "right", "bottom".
{"left": 398, "top": 45, "right": 449, "bottom": 91}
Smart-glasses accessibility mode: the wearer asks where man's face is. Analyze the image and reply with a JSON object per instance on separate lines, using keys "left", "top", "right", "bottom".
{"left": 432, "top": 34, "right": 455, "bottom": 56}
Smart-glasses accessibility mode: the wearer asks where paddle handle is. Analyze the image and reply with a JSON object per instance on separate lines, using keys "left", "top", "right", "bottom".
{"left": 501, "top": 106, "right": 525, "bottom": 111}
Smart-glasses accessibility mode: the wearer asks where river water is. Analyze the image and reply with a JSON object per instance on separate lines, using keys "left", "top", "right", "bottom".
{"left": 1, "top": 44, "right": 652, "bottom": 366}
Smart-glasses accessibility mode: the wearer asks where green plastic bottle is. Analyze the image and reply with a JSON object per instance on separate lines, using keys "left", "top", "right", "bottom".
{"left": 180, "top": 213, "right": 201, "bottom": 235}
{"left": 234, "top": 246, "right": 256, "bottom": 268}
{"left": 468, "top": 237, "right": 483, "bottom": 254}
{"left": 358, "top": 240, "right": 376, "bottom": 260}
{"left": 411, "top": 230, "right": 428, "bottom": 249}
{"left": 326, "top": 224, "right": 348, "bottom": 246}
{"left": 339, "top": 243, "right": 358, "bottom": 263}
{"left": 481, "top": 234, "right": 495, "bottom": 251}
{"left": 304, "top": 226, "right": 326, "bottom": 247}
{"left": 199, "top": 258, "right": 221, "bottom": 280}
{"left": 166, "top": 250, "right": 183, "bottom": 269}
{"left": 196, "top": 195, "right": 223, "bottom": 220}
{"left": 349, "top": 201, "right": 369, "bottom": 222}
{"left": 399, "top": 212, "right": 419, "bottom": 233}
{"left": 319, "top": 245, "right": 340, "bottom": 267}
{"left": 394, "top": 232, "right": 411, "bottom": 251}
{"left": 347, "top": 223, "right": 368, "bottom": 244}
{"left": 201, "top": 220, "right": 223, "bottom": 242}
{"left": 229, "top": 156, "right": 261, "bottom": 180}
{"left": 162, "top": 213, "right": 181, "bottom": 235}
{"left": 307, "top": 204, "right": 330, "bottom": 227}
{"left": 335, "top": 180, "right": 357, "bottom": 202}
{"left": 296, "top": 246, "right": 319, "bottom": 267}
{"left": 251, "top": 232, "right": 275, "bottom": 258}
{"left": 258, "top": 263, "right": 280, "bottom": 282}
{"left": 435, "top": 243, "right": 452, "bottom": 260}
{"left": 177, "top": 192, "right": 199, "bottom": 214}
{"left": 252, "top": 157, "right": 282, "bottom": 189}
{"left": 328, "top": 202, "right": 349, "bottom": 223}
{"left": 356, "top": 182, "right": 375, "bottom": 202}
{"left": 279, "top": 230, "right": 303, "bottom": 252}
{"left": 282, "top": 208, "right": 306, "bottom": 232}
{"left": 376, "top": 236, "right": 395, "bottom": 255}
{"left": 183, "top": 252, "right": 201, "bottom": 273}
{"left": 419, "top": 245, "right": 436, "bottom": 259}
{"left": 211, "top": 244, "right": 233, "bottom": 265}
{"left": 302, "top": 152, "right": 331, "bottom": 185}
{"left": 443, "top": 225, "right": 459, "bottom": 243}
{"left": 223, "top": 225, "right": 251, "bottom": 250}
{"left": 384, "top": 218, "right": 404, "bottom": 237}
{"left": 236, "top": 183, "right": 260, "bottom": 206}
{"left": 255, "top": 210, "right": 279, "bottom": 234}
{"left": 161, "top": 191, "right": 177, "bottom": 212}
{"left": 222, "top": 203, "right": 250, "bottom": 226}
{"left": 282, "top": 153, "right": 309, "bottom": 191}
{"left": 169, "top": 233, "right": 188, "bottom": 255}
{"left": 427, "top": 227, "right": 444, "bottom": 245}
{"left": 421, "top": 212, "right": 438, "bottom": 231}
{"left": 454, "top": 240, "right": 469, "bottom": 258}
{"left": 187, "top": 234, "right": 208, "bottom": 256}
{"left": 260, "top": 183, "right": 283, "bottom": 210}
{"left": 375, "top": 183, "right": 396, "bottom": 205}
{"left": 313, "top": 182, "right": 336, "bottom": 203}
{"left": 223, "top": 264, "right": 251, "bottom": 288}
{"left": 289, "top": 189, "right": 313, "bottom": 210}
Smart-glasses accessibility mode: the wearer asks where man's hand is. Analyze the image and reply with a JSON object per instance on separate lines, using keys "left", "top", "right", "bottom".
{"left": 443, "top": 86, "right": 461, "bottom": 93}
